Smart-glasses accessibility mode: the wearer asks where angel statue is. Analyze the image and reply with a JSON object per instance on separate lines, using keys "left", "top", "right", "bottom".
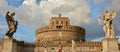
{"left": 5, "top": 11, "right": 18, "bottom": 39}
{"left": 99, "top": 10, "right": 116, "bottom": 38}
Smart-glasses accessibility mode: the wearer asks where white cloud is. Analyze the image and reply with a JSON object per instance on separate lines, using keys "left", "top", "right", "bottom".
{"left": 23, "top": 0, "right": 36, "bottom": 5}
{"left": 0, "top": 0, "right": 91, "bottom": 26}
{"left": 0, "top": 24, "right": 8, "bottom": 30}
{"left": 0, "top": 0, "right": 15, "bottom": 15}
{"left": 13, "top": 0, "right": 91, "bottom": 26}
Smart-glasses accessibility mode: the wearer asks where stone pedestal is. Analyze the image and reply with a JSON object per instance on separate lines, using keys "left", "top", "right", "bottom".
{"left": 102, "top": 38, "right": 120, "bottom": 52}
{"left": 2, "top": 39, "right": 17, "bottom": 52}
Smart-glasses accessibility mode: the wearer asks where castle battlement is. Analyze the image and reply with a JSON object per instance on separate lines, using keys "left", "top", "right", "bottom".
{"left": 35, "top": 40, "right": 102, "bottom": 47}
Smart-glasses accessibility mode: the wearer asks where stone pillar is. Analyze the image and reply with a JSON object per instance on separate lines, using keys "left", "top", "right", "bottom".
{"left": 2, "top": 39, "right": 17, "bottom": 52}
{"left": 102, "top": 38, "right": 120, "bottom": 52}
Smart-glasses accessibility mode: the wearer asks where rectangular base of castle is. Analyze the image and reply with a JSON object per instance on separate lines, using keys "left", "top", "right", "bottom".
{"left": 102, "top": 38, "right": 120, "bottom": 52}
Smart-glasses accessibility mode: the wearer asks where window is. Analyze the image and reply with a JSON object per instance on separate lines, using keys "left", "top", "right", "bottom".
{"left": 52, "top": 22, "right": 54, "bottom": 26}
{"left": 56, "top": 25, "right": 63, "bottom": 29}
{"left": 61, "top": 21, "right": 63, "bottom": 24}
{"left": 52, "top": 21, "right": 54, "bottom": 24}
{"left": 56, "top": 21, "right": 58, "bottom": 24}
{"left": 66, "top": 21, "right": 68, "bottom": 26}
{"left": 66, "top": 21, "right": 68, "bottom": 24}
{"left": 89, "top": 47, "right": 94, "bottom": 49}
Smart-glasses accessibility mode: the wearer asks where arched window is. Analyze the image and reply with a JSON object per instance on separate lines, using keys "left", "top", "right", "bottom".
{"left": 66, "top": 21, "right": 68, "bottom": 24}
{"left": 56, "top": 25, "right": 63, "bottom": 29}
{"left": 66, "top": 21, "right": 68, "bottom": 26}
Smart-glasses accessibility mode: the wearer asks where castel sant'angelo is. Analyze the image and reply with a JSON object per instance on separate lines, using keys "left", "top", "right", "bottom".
{"left": 36, "top": 14, "right": 85, "bottom": 42}
{"left": 0, "top": 14, "right": 120, "bottom": 52}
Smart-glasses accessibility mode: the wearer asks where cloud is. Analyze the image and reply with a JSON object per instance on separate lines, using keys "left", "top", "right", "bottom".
{"left": 0, "top": 0, "right": 15, "bottom": 15}
{"left": 93, "top": 0, "right": 110, "bottom": 4}
{"left": 0, "top": 24, "right": 7, "bottom": 39}
{"left": 0, "top": 0, "right": 91, "bottom": 27}
{"left": 0, "top": 24, "right": 8, "bottom": 30}
{"left": 116, "top": 21, "right": 120, "bottom": 31}
{"left": 93, "top": 0, "right": 120, "bottom": 17}
{"left": 12, "top": 0, "right": 91, "bottom": 27}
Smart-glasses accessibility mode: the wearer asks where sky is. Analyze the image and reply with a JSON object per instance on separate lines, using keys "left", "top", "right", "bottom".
{"left": 0, "top": 0, "right": 120, "bottom": 42}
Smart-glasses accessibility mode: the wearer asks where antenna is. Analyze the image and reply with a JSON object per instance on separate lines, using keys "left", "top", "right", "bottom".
{"left": 58, "top": 14, "right": 62, "bottom": 18}
{"left": 58, "top": 7, "right": 62, "bottom": 18}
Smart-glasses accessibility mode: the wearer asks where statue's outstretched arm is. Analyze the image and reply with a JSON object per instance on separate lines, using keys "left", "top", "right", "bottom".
{"left": 99, "top": 16, "right": 104, "bottom": 20}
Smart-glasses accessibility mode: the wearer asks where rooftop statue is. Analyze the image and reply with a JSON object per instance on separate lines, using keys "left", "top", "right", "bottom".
{"left": 99, "top": 10, "right": 116, "bottom": 38}
{"left": 5, "top": 11, "right": 18, "bottom": 39}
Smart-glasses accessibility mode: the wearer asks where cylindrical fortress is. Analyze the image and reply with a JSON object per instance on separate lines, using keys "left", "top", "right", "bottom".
{"left": 36, "top": 15, "right": 85, "bottom": 42}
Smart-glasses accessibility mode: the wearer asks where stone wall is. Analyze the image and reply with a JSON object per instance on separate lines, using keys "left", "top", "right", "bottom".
{"left": 17, "top": 41, "right": 35, "bottom": 52}
{"left": 34, "top": 41, "right": 102, "bottom": 52}
{"left": 0, "top": 39, "right": 119, "bottom": 52}
{"left": 0, "top": 40, "right": 3, "bottom": 52}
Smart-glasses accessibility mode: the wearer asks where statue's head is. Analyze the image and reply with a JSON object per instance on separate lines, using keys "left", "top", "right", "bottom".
{"left": 6, "top": 11, "right": 10, "bottom": 15}
{"left": 104, "top": 10, "right": 108, "bottom": 13}
{"left": 7, "top": 11, "right": 9, "bottom": 14}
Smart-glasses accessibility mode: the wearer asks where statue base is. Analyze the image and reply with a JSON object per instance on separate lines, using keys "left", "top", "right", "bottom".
{"left": 102, "top": 38, "right": 120, "bottom": 52}
{"left": 2, "top": 39, "right": 17, "bottom": 52}
{"left": 5, "top": 36, "right": 10, "bottom": 39}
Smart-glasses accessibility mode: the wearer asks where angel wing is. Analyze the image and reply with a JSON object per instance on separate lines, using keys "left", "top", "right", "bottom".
{"left": 111, "top": 10, "right": 116, "bottom": 19}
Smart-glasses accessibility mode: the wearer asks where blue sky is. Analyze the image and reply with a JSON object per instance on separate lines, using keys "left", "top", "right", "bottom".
{"left": 0, "top": 0, "right": 120, "bottom": 42}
